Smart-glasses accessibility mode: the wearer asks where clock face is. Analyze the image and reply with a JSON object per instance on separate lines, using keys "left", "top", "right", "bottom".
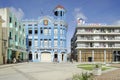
{"left": 44, "top": 20, "right": 48, "bottom": 26}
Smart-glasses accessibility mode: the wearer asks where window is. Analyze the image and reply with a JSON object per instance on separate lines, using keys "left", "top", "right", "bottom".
{"left": 9, "top": 17, "right": 12, "bottom": 23}
{"left": 34, "top": 24, "right": 38, "bottom": 26}
{"left": 19, "top": 38, "right": 21, "bottom": 44}
{"left": 49, "top": 29, "right": 51, "bottom": 35}
{"left": 15, "top": 22, "right": 17, "bottom": 27}
{"left": 54, "top": 24, "right": 58, "bottom": 26}
{"left": 60, "top": 11, "right": 62, "bottom": 16}
{"left": 40, "top": 29, "right": 43, "bottom": 34}
{"left": 44, "top": 29, "right": 48, "bottom": 35}
{"left": 23, "top": 39, "right": 24, "bottom": 45}
{"left": 28, "top": 24, "right": 32, "bottom": 26}
{"left": 9, "top": 32, "right": 12, "bottom": 39}
{"left": 40, "top": 40, "right": 43, "bottom": 47}
{"left": 23, "top": 24, "right": 25, "bottom": 26}
{"left": 15, "top": 35, "right": 17, "bottom": 42}
{"left": 29, "top": 41, "right": 32, "bottom": 46}
{"left": 23, "top": 29, "right": 24, "bottom": 32}
{"left": 44, "top": 40, "right": 48, "bottom": 47}
{"left": 29, "top": 30, "right": 32, "bottom": 34}
{"left": 54, "top": 29, "right": 58, "bottom": 36}
{"left": 54, "top": 40, "right": 58, "bottom": 47}
{"left": 34, "top": 40, "right": 38, "bottom": 47}
{"left": 60, "top": 29, "right": 63, "bottom": 35}
{"left": 54, "top": 11, "right": 58, "bottom": 16}
{"left": 60, "top": 40, "right": 63, "bottom": 47}
{"left": 19, "top": 25, "right": 21, "bottom": 30}
{"left": 49, "top": 40, "right": 51, "bottom": 47}
{"left": 35, "top": 30, "right": 38, "bottom": 34}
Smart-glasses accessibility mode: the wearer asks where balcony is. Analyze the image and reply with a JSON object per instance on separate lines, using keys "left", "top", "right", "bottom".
{"left": 76, "top": 39, "right": 120, "bottom": 42}
{"left": 76, "top": 46, "right": 120, "bottom": 49}
{"left": 76, "top": 31, "right": 120, "bottom": 35}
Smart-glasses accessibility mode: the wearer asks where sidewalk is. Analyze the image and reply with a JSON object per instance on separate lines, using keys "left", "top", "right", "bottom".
{"left": 0, "top": 62, "right": 27, "bottom": 69}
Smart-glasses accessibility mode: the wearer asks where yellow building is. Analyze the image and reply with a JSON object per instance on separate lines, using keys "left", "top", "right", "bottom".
{"left": 0, "top": 16, "right": 4, "bottom": 64}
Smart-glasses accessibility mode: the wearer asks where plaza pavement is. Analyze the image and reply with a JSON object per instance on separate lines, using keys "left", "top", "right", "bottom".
{"left": 0, "top": 62, "right": 87, "bottom": 80}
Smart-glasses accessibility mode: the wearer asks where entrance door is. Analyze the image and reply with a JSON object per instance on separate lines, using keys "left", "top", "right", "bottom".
{"left": 41, "top": 52, "right": 51, "bottom": 62}
{"left": 29, "top": 54, "right": 32, "bottom": 60}
{"left": 62, "top": 54, "right": 64, "bottom": 61}
{"left": 29, "top": 52, "right": 32, "bottom": 60}
{"left": 54, "top": 54, "right": 58, "bottom": 62}
{"left": 113, "top": 51, "right": 120, "bottom": 62}
{"left": 88, "top": 57, "right": 92, "bottom": 62}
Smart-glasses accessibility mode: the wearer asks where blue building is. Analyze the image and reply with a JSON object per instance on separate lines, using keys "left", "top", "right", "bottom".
{"left": 23, "top": 5, "right": 68, "bottom": 62}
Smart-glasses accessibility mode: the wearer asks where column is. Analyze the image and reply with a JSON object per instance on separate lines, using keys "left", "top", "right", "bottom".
{"left": 92, "top": 50, "right": 94, "bottom": 62}
{"left": 51, "top": 51, "right": 54, "bottom": 62}
{"left": 79, "top": 50, "right": 81, "bottom": 62}
{"left": 64, "top": 53, "right": 67, "bottom": 62}
{"left": 104, "top": 50, "right": 106, "bottom": 63}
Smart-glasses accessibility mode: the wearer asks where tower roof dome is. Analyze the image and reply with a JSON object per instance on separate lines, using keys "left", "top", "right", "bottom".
{"left": 55, "top": 5, "right": 65, "bottom": 9}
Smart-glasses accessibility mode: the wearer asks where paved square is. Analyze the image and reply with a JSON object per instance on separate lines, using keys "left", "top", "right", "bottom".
{"left": 0, "top": 63, "right": 85, "bottom": 80}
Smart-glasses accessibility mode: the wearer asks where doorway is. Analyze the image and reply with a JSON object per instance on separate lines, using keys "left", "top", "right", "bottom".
{"left": 62, "top": 54, "right": 64, "bottom": 61}
{"left": 113, "top": 51, "right": 120, "bottom": 62}
{"left": 88, "top": 57, "right": 92, "bottom": 62}
{"left": 54, "top": 54, "right": 58, "bottom": 62}
{"left": 29, "top": 52, "right": 32, "bottom": 60}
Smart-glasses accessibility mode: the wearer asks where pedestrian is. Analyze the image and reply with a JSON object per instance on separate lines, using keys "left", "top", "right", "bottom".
{"left": 13, "top": 57, "right": 16, "bottom": 64}
{"left": 71, "top": 58, "right": 73, "bottom": 63}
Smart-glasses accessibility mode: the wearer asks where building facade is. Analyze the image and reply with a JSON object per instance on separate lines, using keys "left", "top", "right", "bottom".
{"left": 23, "top": 5, "right": 67, "bottom": 62}
{"left": 71, "top": 19, "right": 120, "bottom": 63}
{"left": 0, "top": 16, "right": 4, "bottom": 64}
{"left": 0, "top": 8, "right": 27, "bottom": 63}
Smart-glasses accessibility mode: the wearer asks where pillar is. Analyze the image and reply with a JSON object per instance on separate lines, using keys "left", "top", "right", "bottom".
{"left": 104, "top": 50, "right": 106, "bottom": 63}
{"left": 79, "top": 50, "right": 81, "bottom": 62}
{"left": 64, "top": 53, "right": 67, "bottom": 62}
{"left": 92, "top": 50, "right": 94, "bottom": 62}
{"left": 7, "top": 49, "right": 12, "bottom": 63}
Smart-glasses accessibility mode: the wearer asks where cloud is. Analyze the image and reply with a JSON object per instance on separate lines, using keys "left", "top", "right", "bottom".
{"left": 113, "top": 20, "right": 120, "bottom": 25}
{"left": 9, "top": 7, "right": 24, "bottom": 20}
{"left": 73, "top": 8, "right": 87, "bottom": 20}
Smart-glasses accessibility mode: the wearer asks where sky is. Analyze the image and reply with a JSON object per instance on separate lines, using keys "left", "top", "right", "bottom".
{"left": 0, "top": 0, "right": 120, "bottom": 53}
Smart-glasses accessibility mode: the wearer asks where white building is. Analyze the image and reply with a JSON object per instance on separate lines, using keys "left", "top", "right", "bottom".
{"left": 71, "top": 20, "right": 120, "bottom": 63}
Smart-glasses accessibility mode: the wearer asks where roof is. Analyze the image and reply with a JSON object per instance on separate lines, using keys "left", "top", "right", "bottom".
{"left": 55, "top": 5, "right": 65, "bottom": 9}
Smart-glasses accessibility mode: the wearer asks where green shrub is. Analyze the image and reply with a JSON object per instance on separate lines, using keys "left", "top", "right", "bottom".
{"left": 72, "top": 72, "right": 94, "bottom": 80}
